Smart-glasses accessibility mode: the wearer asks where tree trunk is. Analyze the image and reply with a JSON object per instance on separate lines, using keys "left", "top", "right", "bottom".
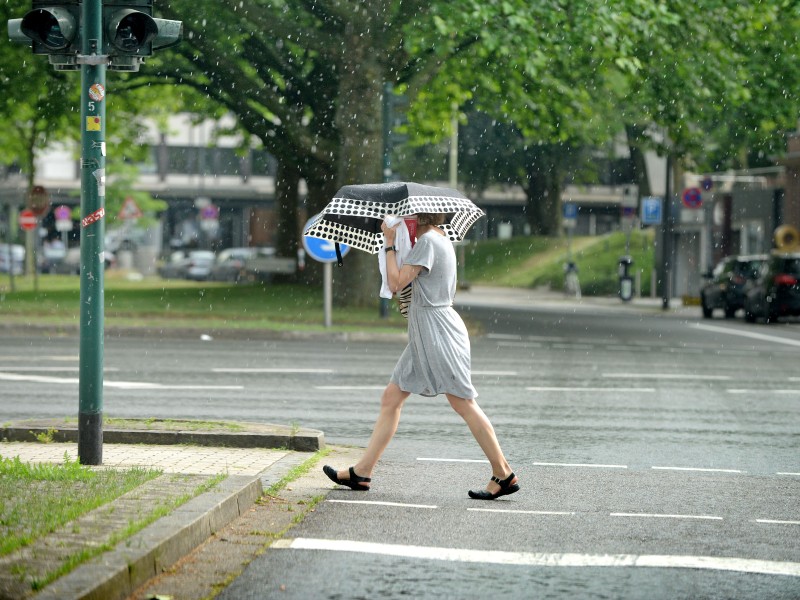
{"left": 331, "top": 32, "right": 385, "bottom": 307}
{"left": 275, "top": 160, "right": 300, "bottom": 260}
{"left": 625, "top": 124, "right": 651, "bottom": 199}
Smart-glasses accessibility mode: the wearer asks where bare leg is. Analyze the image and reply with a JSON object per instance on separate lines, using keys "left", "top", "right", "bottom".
{"left": 336, "top": 383, "right": 410, "bottom": 485}
{"left": 447, "top": 394, "right": 514, "bottom": 494}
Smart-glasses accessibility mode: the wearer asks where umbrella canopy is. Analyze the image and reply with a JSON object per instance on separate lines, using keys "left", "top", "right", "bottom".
{"left": 304, "top": 182, "right": 485, "bottom": 254}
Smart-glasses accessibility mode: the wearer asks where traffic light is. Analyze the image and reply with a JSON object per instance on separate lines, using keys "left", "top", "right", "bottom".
{"left": 7, "top": 1, "right": 81, "bottom": 71}
{"left": 7, "top": 0, "right": 182, "bottom": 72}
{"left": 104, "top": 0, "right": 182, "bottom": 72}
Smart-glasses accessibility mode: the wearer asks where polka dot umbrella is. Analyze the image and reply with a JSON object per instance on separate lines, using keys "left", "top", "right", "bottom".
{"left": 304, "top": 182, "right": 485, "bottom": 255}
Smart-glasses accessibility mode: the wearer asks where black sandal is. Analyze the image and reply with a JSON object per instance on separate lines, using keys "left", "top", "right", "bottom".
{"left": 323, "top": 465, "right": 371, "bottom": 491}
{"left": 468, "top": 472, "right": 519, "bottom": 500}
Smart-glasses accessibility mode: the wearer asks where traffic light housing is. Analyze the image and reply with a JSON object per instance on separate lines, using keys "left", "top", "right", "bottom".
{"left": 7, "top": 1, "right": 81, "bottom": 71}
{"left": 104, "top": 0, "right": 182, "bottom": 72}
{"left": 7, "top": 0, "right": 182, "bottom": 72}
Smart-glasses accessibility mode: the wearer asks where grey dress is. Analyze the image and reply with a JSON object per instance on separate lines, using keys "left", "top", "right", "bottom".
{"left": 390, "top": 230, "right": 478, "bottom": 399}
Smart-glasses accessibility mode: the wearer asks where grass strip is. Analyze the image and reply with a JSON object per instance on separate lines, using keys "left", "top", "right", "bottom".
{"left": 0, "top": 452, "right": 161, "bottom": 556}
{"left": 33, "top": 473, "right": 226, "bottom": 591}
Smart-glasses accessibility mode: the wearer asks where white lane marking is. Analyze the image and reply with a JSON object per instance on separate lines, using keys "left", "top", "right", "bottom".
{"left": 0, "top": 373, "right": 242, "bottom": 390}
{"left": 694, "top": 323, "right": 800, "bottom": 348}
{"left": 652, "top": 466, "right": 744, "bottom": 474}
{"left": 417, "top": 458, "right": 489, "bottom": 464}
{"left": 526, "top": 387, "right": 655, "bottom": 392}
{"left": 611, "top": 513, "right": 723, "bottom": 521}
{"left": 0, "top": 355, "right": 78, "bottom": 361}
{"left": 756, "top": 519, "right": 800, "bottom": 526}
{"left": 315, "top": 386, "right": 385, "bottom": 390}
{"left": 728, "top": 389, "right": 800, "bottom": 395}
{"left": 486, "top": 334, "right": 522, "bottom": 340}
{"left": 777, "top": 472, "right": 800, "bottom": 476}
{"left": 468, "top": 508, "right": 575, "bottom": 516}
{"left": 0, "top": 367, "right": 119, "bottom": 372}
{"left": 213, "top": 368, "right": 334, "bottom": 374}
{"left": 533, "top": 462, "right": 628, "bottom": 469}
{"left": 603, "top": 373, "right": 731, "bottom": 380}
{"left": 789, "top": 377, "right": 800, "bottom": 382}
{"left": 497, "top": 341, "right": 543, "bottom": 348}
{"left": 609, "top": 513, "right": 723, "bottom": 521}
{"left": 273, "top": 538, "right": 800, "bottom": 576}
{"left": 327, "top": 500, "right": 437, "bottom": 509}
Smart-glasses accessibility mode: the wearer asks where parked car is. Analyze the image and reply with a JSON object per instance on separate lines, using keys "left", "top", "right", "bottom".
{"left": 158, "top": 250, "right": 215, "bottom": 281}
{"left": 51, "top": 247, "right": 116, "bottom": 274}
{"left": 743, "top": 252, "right": 800, "bottom": 323}
{"left": 38, "top": 239, "right": 67, "bottom": 273}
{"left": 209, "top": 247, "right": 277, "bottom": 283}
{"left": 700, "top": 254, "right": 767, "bottom": 319}
{"left": 0, "top": 244, "right": 25, "bottom": 275}
{"left": 185, "top": 250, "right": 216, "bottom": 280}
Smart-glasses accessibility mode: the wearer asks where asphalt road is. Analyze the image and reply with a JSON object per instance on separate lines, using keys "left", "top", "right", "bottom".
{"left": 1, "top": 301, "right": 799, "bottom": 598}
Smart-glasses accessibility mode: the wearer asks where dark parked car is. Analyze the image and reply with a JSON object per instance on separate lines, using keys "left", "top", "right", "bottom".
{"left": 700, "top": 254, "right": 767, "bottom": 319}
{"left": 743, "top": 252, "right": 800, "bottom": 323}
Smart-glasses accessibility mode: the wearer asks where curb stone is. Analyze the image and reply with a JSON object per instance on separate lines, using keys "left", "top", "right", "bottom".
{"left": 33, "top": 474, "right": 263, "bottom": 600}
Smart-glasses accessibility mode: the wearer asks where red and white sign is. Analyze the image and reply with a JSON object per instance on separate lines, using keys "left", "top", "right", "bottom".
{"left": 119, "top": 197, "right": 143, "bottom": 220}
{"left": 19, "top": 209, "right": 37, "bottom": 231}
{"left": 682, "top": 187, "right": 703, "bottom": 209}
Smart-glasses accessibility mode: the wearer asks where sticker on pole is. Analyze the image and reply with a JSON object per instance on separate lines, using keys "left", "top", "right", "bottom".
{"left": 81, "top": 207, "right": 105, "bottom": 228}
{"left": 86, "top": 116, "right": 101, "bottom": 131}
{"left": 88, "top": 84, "right": 105, "bottom": 101}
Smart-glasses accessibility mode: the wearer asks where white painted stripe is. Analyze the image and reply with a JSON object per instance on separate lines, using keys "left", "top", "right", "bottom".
{"left": 213, "top": 367, "right": 334, "bottom": 373}
{"left": 273, "top": 538, "right": 800, "bottom": 577}
{"left": 327, "top": 500, "right": 437, "bottom": 509}
{"left": 756, "top": 519, "right": 800, "bottom": 526}
{"left": 0, "top": 373, "right": 242, "bottom": 390}
{"left": 611, "top": 513, "right": 723, "bottom": 521}
{"left": 468, "top": 508, "right": 575, "bottom": 516}
{"left": 0, "top": 367, "right": 119, "bottom": 372}
{"left": 603, "top": 373, "right": 731, "bottom": 380}
{"left": 497, "top": 341, "right": 543, "bottom": 348}
{"left": 652, "top": 466, "right": 743, "bottom": 474}
{"left": 533, "top": 462, "right": 628, "bottom": 469}
{"left": 486, "top": 334, "right": 523, "bottom": 340}
{"left": 777, "top": 472, "right": 800, "bottom": 476}
{"left": 694, "top": 322, "right": 800, "bottom": 348}
{"left": 417, "top": 457, "right": 489, "bottom": 464}
{"left": 789, "top": 377, "right": 800, "bottom": 382}
{"left": 728, "top": 389, "right": 800, "bottom": 395}
{"left": 526, "top": 387, "right": 655, "bottom": 392}
{"left": 315, "top": 386, "right": 385, "bottom": 390}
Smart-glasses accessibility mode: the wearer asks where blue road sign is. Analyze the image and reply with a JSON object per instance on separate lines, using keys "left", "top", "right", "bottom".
{"left": 563, "top": 203, "right": 578, "bottom": 219}
{"left": 641, "top": 197, "right": 662, "bottom": 225}
{"left": 303, "top": 216, "right": 351, "bottom": 263}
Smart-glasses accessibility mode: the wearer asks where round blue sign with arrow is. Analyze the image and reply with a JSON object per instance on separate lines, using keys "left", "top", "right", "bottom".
{"left": 303, "top": 215, "right": 351, "bottom": 263}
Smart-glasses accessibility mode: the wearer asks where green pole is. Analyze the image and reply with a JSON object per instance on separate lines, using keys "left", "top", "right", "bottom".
{"left": 78, "top": 0, "right": 106, "bottom": 465}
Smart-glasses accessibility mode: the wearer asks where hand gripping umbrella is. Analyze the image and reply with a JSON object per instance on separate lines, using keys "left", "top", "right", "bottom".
{"left": 304, "top": 182, "right": 485, "bottom": 258}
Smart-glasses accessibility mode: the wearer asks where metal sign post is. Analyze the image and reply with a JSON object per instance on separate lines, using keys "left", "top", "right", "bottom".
{"left": 303, "top": 215, "right": 351, "bottom": 327}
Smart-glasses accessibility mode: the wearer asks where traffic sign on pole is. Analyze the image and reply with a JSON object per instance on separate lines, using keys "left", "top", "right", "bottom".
{"left": 682, "top": 187, "right": 703, "bottom": 209}
{"left": 19, "top": 209, "right": 37, "bottom": 231}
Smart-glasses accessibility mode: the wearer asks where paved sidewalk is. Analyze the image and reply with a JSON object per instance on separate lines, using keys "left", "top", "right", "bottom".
{"left": 0, "top": 433, "right": 324, "bottom": 600}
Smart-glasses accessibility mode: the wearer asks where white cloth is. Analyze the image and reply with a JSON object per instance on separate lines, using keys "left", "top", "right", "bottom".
{"left": 378, "top": 215, "right": 412, "bottom": 299}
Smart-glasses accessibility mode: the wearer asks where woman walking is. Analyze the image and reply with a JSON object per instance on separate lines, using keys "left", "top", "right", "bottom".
{"left": 323, "top": 213, "right": 519, "bottom": 500}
